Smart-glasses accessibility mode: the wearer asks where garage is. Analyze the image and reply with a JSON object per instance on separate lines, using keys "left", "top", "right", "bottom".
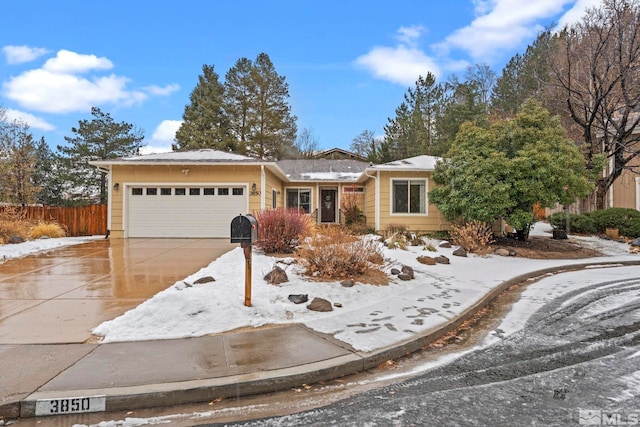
{"left": 126, "top": 185, "right": 248, "bottom": 238}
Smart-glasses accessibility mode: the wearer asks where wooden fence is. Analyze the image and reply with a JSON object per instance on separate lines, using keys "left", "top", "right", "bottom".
{"left": 1, "top": 204, "right": 108, "bottom": 237}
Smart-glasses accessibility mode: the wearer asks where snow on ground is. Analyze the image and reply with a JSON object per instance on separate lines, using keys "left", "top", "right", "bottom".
{"left": 91, "top": 222, "right": 638, "bottom": 352}
{"left": 0, "top": 236, "right": 101, "bottom": 262}
{"left": 0, "top": 223, "right": 635, "bottom": 353}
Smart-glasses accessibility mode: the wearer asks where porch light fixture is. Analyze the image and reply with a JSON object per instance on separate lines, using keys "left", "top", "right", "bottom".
{"left": 113, "top": 183, "right": 120, "bottom": 190}
{"left": 250, "top": 183, "right": 260, "bottom": 196}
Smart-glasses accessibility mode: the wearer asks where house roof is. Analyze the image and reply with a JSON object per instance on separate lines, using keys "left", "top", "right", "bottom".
{"left": 90, "top": 149, "right": 261, "bottom": 166}
{"left": 368, "top": 155, "right": 441, "bottom": 171}
{"left": 277, "top": 159, "right": 369, "bottom": 182}
{"left": 312, "top": 148, "right": 366, "bottom": 161}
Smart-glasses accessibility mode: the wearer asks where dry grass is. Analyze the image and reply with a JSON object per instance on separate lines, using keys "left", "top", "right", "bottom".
{"left": 450, "top": 220, "right": 494, "bottom": 253}
{"left": 29, "top": 222, "right": 67, "bottom": 239}
{"left": 296, "top": 226, "right": 387, "bottom": 284}
{"left": 0, "top": 206, "right": 32, "bottom": 243}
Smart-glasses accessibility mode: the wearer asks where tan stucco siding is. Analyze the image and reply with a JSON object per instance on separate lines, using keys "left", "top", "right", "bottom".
{"left": 264, "top": 168, "right": 284, "bottom": 211}
{"left": 109, "top": 164, "right": 263, "bottom": 237}
{"left": 377, "top": 171, "right": 449, "bottom": 233}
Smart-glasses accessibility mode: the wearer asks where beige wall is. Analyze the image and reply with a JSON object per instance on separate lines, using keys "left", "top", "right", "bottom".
{"left": 109, "top": 164, "right": 263, "bottom": 238}
{"left": 377, "top": 171, "right": 449, "bottom": 233}
{"left": 611, "top": 156, "right": 640, "bottom": 210}
{"left": 263, "top": 168, "right": 284, "bottom": 212}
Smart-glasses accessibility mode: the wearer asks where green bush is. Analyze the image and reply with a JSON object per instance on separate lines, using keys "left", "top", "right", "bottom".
{"left": 549, "top": 208, "right": 640, "bottom": 237}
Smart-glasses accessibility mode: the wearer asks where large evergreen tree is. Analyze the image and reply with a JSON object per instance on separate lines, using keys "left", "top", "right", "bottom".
{"left": 383, "top": 73, "right": 447, "bottom": 160}
{"left": 431, "top": 100, "right": 594, "bottom": 240}
{"left": 174, "top": 65, "right": 232, "bottom": 152}
{"left": 224, "top": 58, "right": 254, "bottom": 151}
{"left": 245, "top": 53, "right": 297, "bottom": 160}
{"left": 33, "top": 138, "right": 66, "bottom": 205}
{"left": 58, "top": 107, "right": 144, "bottom": 204}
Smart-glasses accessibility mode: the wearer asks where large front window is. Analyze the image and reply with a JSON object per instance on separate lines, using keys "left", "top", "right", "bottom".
{"left": 286, "top": 189, "right": 311, "bottom": 213}
{"left": 392, "top": 179, "right": 426, "bottom": 214}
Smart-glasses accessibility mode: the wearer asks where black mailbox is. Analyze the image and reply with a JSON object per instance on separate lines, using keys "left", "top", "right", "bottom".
{"left": 230, "top": 214, "right": 258, "bottom": 244}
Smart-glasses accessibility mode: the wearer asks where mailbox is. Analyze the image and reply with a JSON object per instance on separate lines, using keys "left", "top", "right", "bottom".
{"left": 230, "top": 214, "right": 258, "bottom": 244}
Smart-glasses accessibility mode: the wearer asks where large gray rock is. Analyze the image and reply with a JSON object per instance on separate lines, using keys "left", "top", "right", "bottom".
{"left": 193, "top": 276, "right": 215, "bottom": 284}
{"left": 435, "top": 255, "right": 450, "bottom": 264}
{"left": 8, "top": 235, "right": 24, "bottom": 244}
{"left": 452, "top": 247, "right": 468, "bottom": 257}
{"left": 438, "top": 241, "right": 452, "bottom": 248}
{"left": 417, "top": 256, "right": 436, "bottom": 265}
{"left": 401, "top": 265, "right": 414, "bottom": 279}
{"left": 631, "top": 237, "right": 640, "bottom": 247}
{"left": 288, "top": 294, "right": 308, "bottom": 304}
{"left": 341, "top": 279, "right": 355, "bottom": 288}
{"left": 397, "top": 273, "right": 412, "bottom": 281}
{"left": 264, "top": 266, "right": 288, "bottom": 284}
{"left": 307, "top": 297, "right": 333, "bottom": 312}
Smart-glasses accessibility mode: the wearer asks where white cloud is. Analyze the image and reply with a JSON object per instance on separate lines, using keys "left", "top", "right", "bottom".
{"left": 4, "top": 108, "right": 55, "bottom": 131}
{"left": 43, "top": 49, "right": 113, "bottom": 74}
{"left": 2, "top": 45, "right": 48, "bottom": 64}
{"left": 437, "top": 0, "right": 574, "bottom": 60}
{"left": 355, "top": 26, "right": 440, "bottom": 86}
{"left": 0, "top": 49, "right": 177, "bottom": 114}
{"left": 396, "top": 25, "right": 425, "bottom": 46}
{"left": 3, "top": 68, "right": 146, "bottom": 113}
{"left": 556, "top": 0, "right": 603, "bottom": 29}
{"left": 140, "top": 119, "right": 182, "bottom": 154}
{"left": 143, "top": 84, "right": 181, "bottom": 96}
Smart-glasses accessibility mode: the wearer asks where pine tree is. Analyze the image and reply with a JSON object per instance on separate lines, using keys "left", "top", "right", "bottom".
{"left": 58, "top": 107, "right": 144, "bottom": 205}
{"left": 174, "top": 65, "right": 233, "bottom": 151}
{"left": 383, "top": 73, "right": 447, "bottom": 160}
{"left": 245, "top": 53, "right": 297, "bottom": 160}
{"left": 224, "top": 58, "right": 254, "bottom": 152}
{"left": 33, "top": 138, "right": 66, "bottom": 205}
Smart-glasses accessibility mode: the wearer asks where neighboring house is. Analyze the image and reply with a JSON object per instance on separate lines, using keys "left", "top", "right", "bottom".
{"left": 90, "top": 149, "right": 449, "bottom": 238}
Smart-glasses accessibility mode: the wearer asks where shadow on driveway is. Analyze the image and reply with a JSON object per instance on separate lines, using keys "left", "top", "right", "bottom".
{"left": 0, "top": 239, "right": 234, "bottom": 344}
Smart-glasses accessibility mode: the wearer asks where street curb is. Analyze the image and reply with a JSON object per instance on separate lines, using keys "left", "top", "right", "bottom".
{"left": 15, "top": 260, "right": 640, "bottom": 419}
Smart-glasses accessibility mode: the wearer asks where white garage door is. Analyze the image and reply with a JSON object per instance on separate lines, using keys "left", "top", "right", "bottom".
{"left": 127, "top": 185, "right": 248, "bottom": 238}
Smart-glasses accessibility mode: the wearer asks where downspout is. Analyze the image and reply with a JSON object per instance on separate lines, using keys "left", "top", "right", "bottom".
{"left": 364, "top": 169, "right": 379, "bottom": 231}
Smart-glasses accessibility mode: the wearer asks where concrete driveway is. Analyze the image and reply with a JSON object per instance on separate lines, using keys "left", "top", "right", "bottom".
{"left": 0, "top": 238, "right": 234, "bottom": 344}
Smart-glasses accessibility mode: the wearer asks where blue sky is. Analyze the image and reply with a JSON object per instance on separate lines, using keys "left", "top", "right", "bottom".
{"left": 1, "top": 0, "right": 601, "bottom": 154}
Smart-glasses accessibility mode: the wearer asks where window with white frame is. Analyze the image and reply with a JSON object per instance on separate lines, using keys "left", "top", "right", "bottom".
{"left": 286, "top": 188, "right": 311, "bottom": 213}
{"left": 392, "top": 179, "right": 427, "bottom": 214}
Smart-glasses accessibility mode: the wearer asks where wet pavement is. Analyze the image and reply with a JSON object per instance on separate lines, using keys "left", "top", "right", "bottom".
{"left": 0, "top": 239, "right": 234, "bottom": 344}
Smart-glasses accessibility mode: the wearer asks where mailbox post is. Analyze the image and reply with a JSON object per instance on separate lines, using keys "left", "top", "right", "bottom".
{"left": 230, "top": 214, "right": 258, "bottom": 307}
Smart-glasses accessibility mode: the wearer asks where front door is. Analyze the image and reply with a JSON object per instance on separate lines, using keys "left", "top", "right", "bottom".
{"left": 320, "top": 189, "right": 337, "bottom": 223}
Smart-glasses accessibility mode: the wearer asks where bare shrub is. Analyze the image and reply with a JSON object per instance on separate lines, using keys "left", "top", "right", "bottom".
{"left": 29, "top": 222, "right": 67, "bottom": 239}
{"left": 342, "top": 190, "right": 364, "bottom": 226}
{"left": 0, "top": 206, "right": 31, "bottom": 243}
{"left": 450, "top": 220, "right": 494, "bottom": 252}
{"left": 255, "top": 208, "right": 315, "bottom": 254}
{"left": 297, "top": 227, "right": 385, "bottom": 281}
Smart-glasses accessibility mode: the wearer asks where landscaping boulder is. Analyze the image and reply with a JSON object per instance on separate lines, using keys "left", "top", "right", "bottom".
{"left": 552, "top": 229, "right": 568, "bottom": 240}
{"left": 264, "top": 266, "right": 288, "bottom": 284}
{"left": 334, "top": 302, "right": 343, "bottom": 308}
{"left": 417, "top": 256, "right": 437, "bottom": 265}
{"left": 494, "top": 248, "right": 511, "bottom": 257}
{"left": 8, "top": 236, "right": 24, "bottom": 244}
{"left": 439, "top": 241, "right": 452, "bottom": 248}
{"left": 390, "top": 268, "right": 401, "bottom": 275}
{"left": 435, "top": 255, "right": 450, "bottom": 264}
{"left": 193, "top": 276, "right": 215, "bottom": 284}
{"left": 397, "top": 273, "right": 412, "bottom": 281}
{"left": 307, "top": 297, "right": 333, "bottom": 312}
{"left": 341, "top": 279, "right": 355, "bottom": 288}
{"left": 452, "top": 247, "right": 467, "bottom": 257}
{"left": 401, "top": 265, "right": 414, "bottom": 279}
{"left": 288, "top": 294, "right": 308, "bottom": 304}
{"left": 631, "top": 238, "right": 640, "bottom": 247}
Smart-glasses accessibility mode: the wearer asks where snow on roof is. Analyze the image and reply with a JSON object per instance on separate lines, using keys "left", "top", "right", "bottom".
{"left": 371, "top": 155, "right": 441, "bottom": 171}
{"left": 299, "top": 172, "right": 363, "bottom": 181}
{"left": 277, "top": 159, "right": 369, "bottom": 181}
{"left": 94, "top": 149, "right": 261, "bottom": 164}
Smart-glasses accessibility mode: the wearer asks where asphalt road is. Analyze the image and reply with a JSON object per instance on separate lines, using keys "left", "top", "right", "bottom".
{"left": 208, "top": 266, "right": 640, "bottom": 426}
